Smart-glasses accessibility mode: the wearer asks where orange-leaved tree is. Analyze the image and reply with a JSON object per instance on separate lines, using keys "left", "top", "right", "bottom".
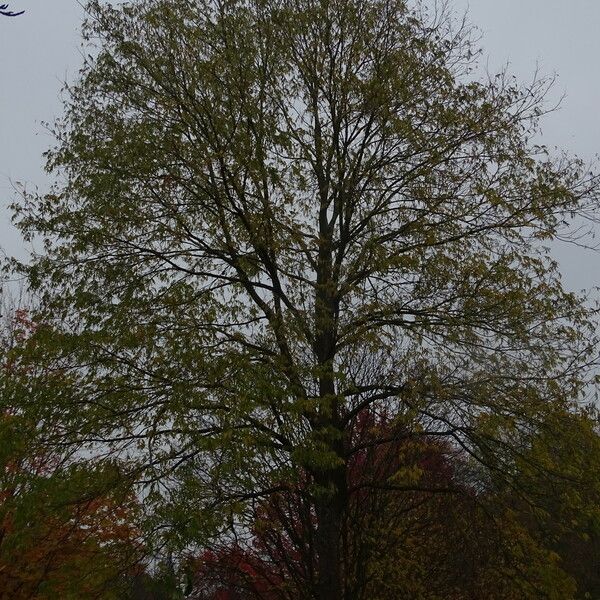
{"left": 0, "top": 305, "right": 144, "bottom": 599}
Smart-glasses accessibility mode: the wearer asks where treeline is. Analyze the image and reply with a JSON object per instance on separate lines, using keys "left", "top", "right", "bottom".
{"left": 1, "top": 306, "right": 599, "bottom": 598}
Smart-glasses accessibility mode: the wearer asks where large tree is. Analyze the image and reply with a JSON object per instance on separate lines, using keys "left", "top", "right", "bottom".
{"left": 11, "top": 0, "right": 600, "bottom": 597}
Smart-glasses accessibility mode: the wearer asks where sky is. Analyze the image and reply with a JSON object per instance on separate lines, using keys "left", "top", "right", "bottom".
{"left": 1, "top": 0, "right": 600, "bottom": 290}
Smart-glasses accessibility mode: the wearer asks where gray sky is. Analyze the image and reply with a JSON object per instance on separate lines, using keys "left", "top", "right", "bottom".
{"left": 0, "top": 0, "right": 85, "bottom": 262}
{"left": 1, "top": 0, "right": 600, "bottom": 289}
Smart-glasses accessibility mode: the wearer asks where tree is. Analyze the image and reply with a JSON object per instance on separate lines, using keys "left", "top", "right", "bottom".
{"left": 11, "top": 0, "right": 600, "bottom": 597}
{"left": 0, "top": 449, "right": 142, "bottom": 599}
{"left": 0, "top": 304, "right": 144, "bottom": 599}
{"left": 500, "top": 407, "right": 600, "bottom": 599}
{"left": 186, "top": 411, "right": 588, "bottom": 599}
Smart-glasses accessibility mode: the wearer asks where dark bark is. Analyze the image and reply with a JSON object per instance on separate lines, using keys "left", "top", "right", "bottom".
{"left": 314, "top": 464, "right": 346, "bottom": 600}
{"left": 312, "top": 228, "right": 346, "bottom": 598}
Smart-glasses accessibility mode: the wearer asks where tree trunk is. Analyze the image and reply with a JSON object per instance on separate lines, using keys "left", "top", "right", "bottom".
{"left": 311, "top": 352, "right": 347, "bottom": 595}
{"left": 312, "top": 158, "right": 346, "bottom": 596}
{"left": 313, "top": 375, "right": 346, "bottom": 599}
{"left": 315, "top": 481, "right": 345, "bottom": 599}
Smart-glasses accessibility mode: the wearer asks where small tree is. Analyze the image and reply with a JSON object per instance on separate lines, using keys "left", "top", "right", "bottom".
{"left": 12, "top": 0, "right": 600, "bottom": 597}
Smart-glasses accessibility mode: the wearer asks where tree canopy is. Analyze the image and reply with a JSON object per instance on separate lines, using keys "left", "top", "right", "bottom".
{"left": 8, "top": 0, "right": 600, "bottom": 597}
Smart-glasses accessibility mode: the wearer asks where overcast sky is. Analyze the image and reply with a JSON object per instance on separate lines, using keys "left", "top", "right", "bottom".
{"left": 1, "top": 0, "right": 600, "bottom": 290}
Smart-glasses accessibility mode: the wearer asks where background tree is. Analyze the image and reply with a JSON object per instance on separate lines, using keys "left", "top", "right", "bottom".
{"left": 187, "top": 409, "right": 599, "bottom": 599}
{"left": 499, "top": 407, "right": 600, "bottom": 599}
{"left": 10, "top": 0, "right": 600, "bottom": 597}
{"left": 0, "top": 302, "right": 144, "bottom": 599}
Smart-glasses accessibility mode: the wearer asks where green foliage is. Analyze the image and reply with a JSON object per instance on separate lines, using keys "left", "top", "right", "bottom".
{"left": 6, "top": 0, "right": 600, "bottom": 596}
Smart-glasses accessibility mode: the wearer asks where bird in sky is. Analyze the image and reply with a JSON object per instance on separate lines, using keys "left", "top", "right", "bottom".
{"left": 0, "top": 3, "right": 24, "bottom": 16}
